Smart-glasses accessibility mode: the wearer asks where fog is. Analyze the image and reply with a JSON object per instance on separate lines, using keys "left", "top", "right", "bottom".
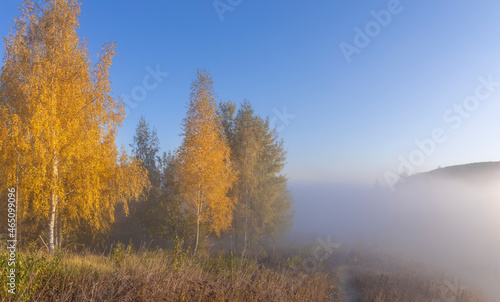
{"left": 290, "top": 169, "right": 500, "bottom": 301}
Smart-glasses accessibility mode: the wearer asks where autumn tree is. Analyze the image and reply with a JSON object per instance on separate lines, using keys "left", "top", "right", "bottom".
{"left": 178, "top": 70, "right": 236, "bottom": 255}
{"left": 219, "top": 101, "right": 293, "bottom": 253}
{"left": 0, "top": 0, "right": 148, "bottom": 252}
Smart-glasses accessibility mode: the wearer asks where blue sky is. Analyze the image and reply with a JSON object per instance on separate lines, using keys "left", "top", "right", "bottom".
{"left": 2, "top": 0, "right": 500, "bottom": 185}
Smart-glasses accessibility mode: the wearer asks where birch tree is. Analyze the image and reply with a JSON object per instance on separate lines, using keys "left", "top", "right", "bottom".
{"left": 0, "top": 0, "right": 148, "bottom": 252}
{"left": 177, "top": 70, "right": 236, "bottom": 255}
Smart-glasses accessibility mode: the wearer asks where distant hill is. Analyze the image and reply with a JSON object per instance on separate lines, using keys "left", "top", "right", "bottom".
{"left": 401, "top": 162, "right": 500, "bottom": 186}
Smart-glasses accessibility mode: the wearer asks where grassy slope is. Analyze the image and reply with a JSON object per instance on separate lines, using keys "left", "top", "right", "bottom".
{"left": 0, "top": 246, "right": 337, "bottom": 302}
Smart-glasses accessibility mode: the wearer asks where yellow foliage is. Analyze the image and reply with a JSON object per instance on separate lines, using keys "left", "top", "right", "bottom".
{"left": 0, "top": 0, "right": 148, "bottom": 249}
{"left": 177, "top": 70, "right": 236, "bottom": 245}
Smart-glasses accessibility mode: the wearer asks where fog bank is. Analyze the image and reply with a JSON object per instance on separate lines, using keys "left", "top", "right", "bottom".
{"left": 289, "top": 172, "right": 500, "bottom": 300}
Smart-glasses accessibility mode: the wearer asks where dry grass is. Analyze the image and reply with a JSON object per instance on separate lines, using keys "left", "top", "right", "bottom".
{"left": 352, "top": 269, "right": 490, "bottom": 302}
{"left": 0, "top": 246, "right": 336, "bottom": 301}
{"left": 346, "top": 247, "right": 490, "bottom": 302}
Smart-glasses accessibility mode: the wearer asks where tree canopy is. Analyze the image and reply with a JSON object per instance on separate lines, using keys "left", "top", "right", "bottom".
{"left": 0, "top": 0, "right": 148, "bottom": 252}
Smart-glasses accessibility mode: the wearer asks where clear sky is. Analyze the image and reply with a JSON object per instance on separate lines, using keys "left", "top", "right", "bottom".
{"left": 2, "top": 0, "right": 500, "bottom": 186}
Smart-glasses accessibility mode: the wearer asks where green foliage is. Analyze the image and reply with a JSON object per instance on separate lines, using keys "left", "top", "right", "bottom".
{"left": 219, "top": 101, "right": 294, "bottom": 251}
{"left": 125, "top": 117, "right": 191, "bottom": 245}
{"left": 171, "top": 235, "right": 187, "bottom": 271}
{"left": 0, "top": 249, "right": 62, "bottom": 300}
{"left": 130, "top": 116, "right": 160, "bottom": 179}
{"left": 206, "top": 249, "right": 257, "bottom": 277}
{"left": 110, "top": 241, "right": 133, "bottom": 266}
